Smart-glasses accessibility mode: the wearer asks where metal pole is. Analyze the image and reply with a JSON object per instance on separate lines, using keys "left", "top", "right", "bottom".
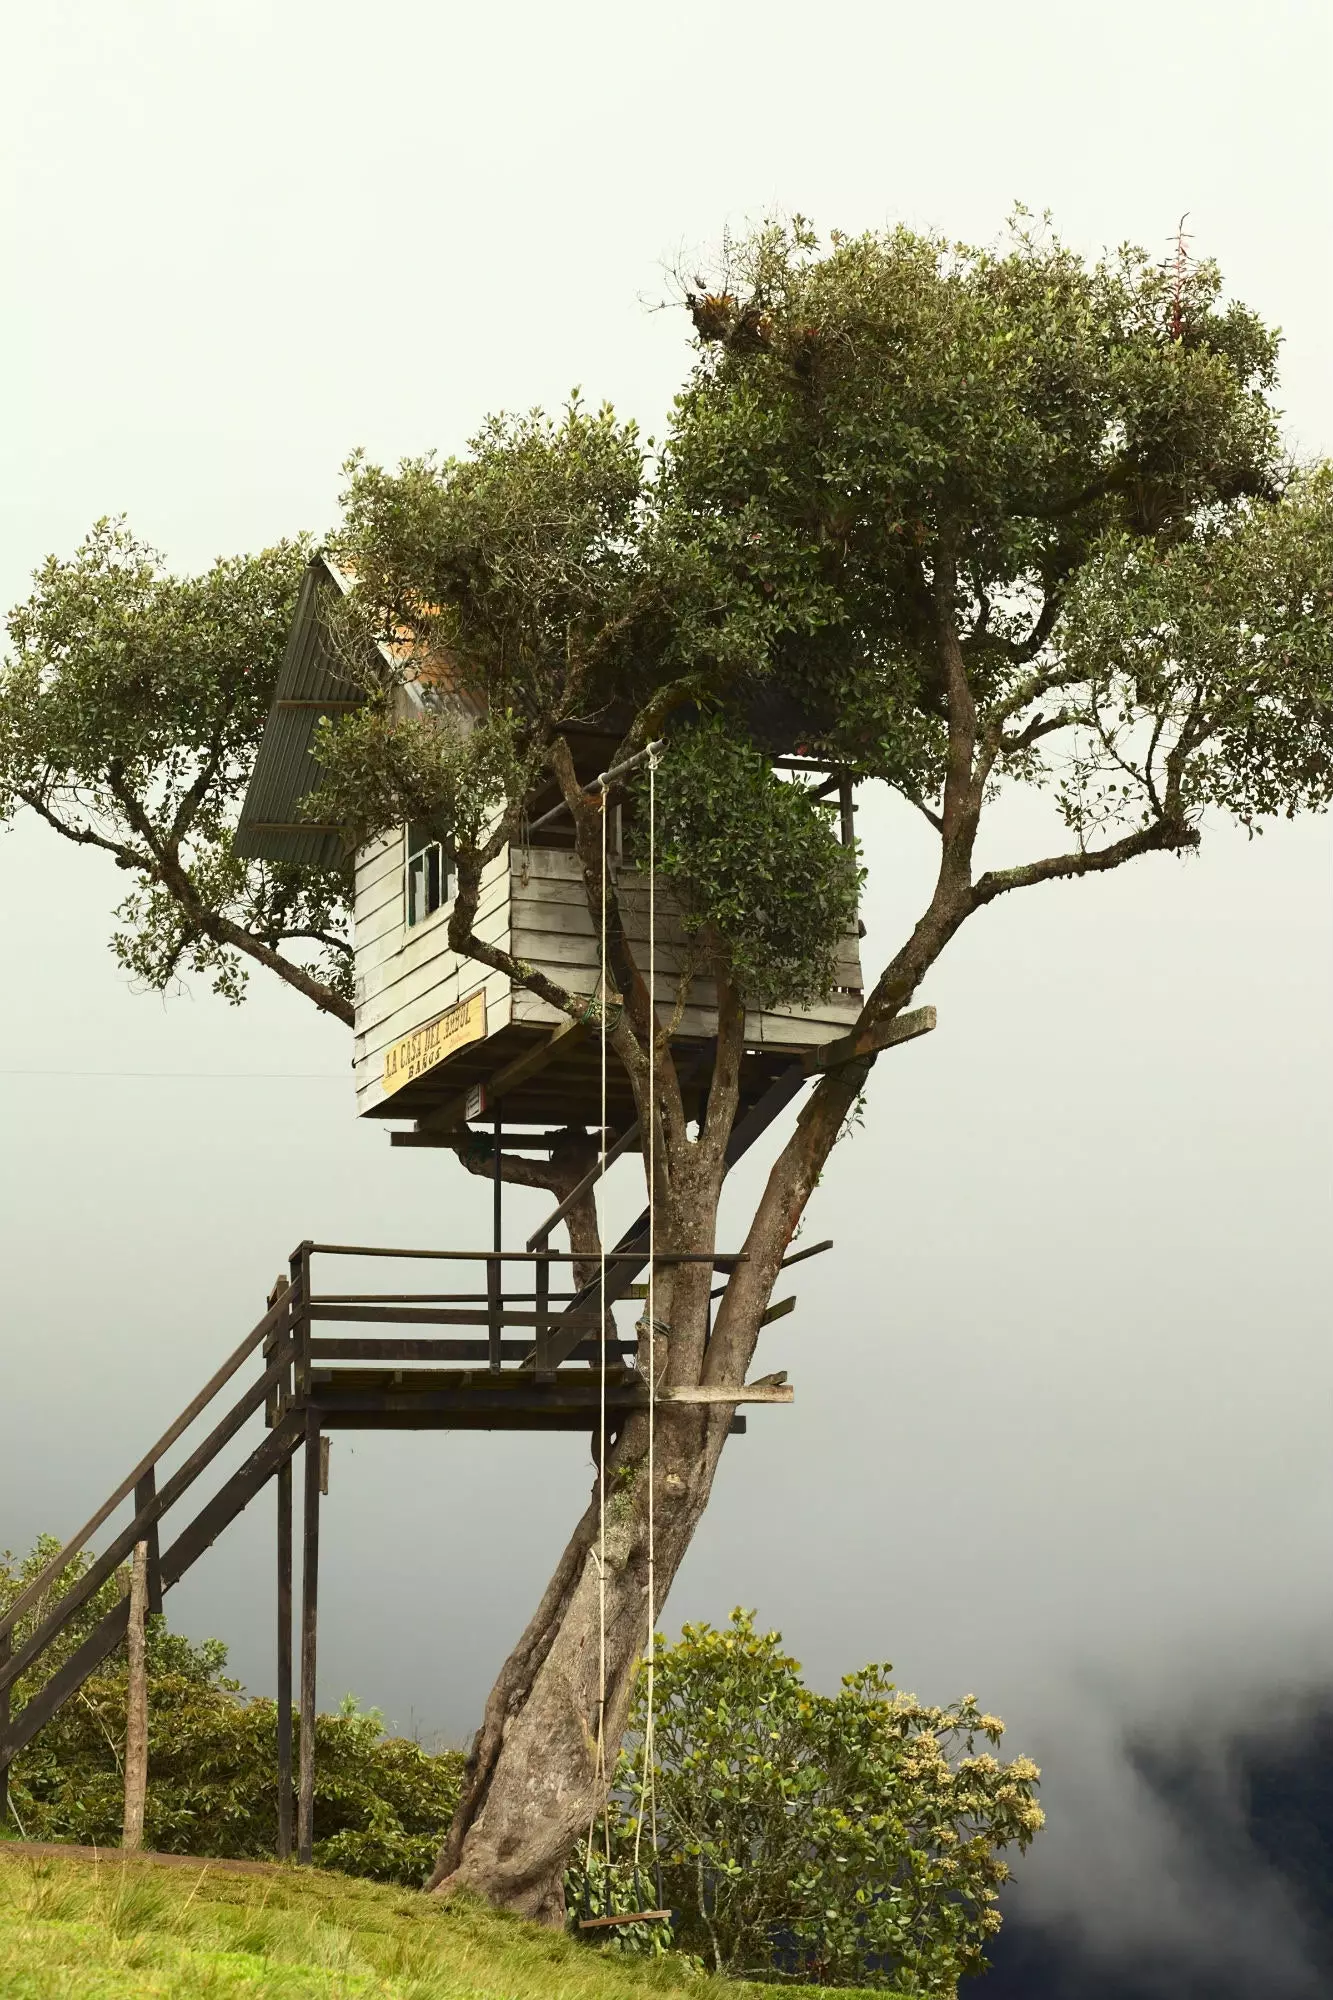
{"left": 276, "top": 1455, "right": 293, "bottom": 1860}
{"left": 297, "top": 1411, "right": 320, "bottom": 1863}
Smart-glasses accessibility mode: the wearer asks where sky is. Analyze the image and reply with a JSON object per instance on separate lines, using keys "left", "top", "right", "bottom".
{"left": 2, "top": 0, "right": 1331, "bottom": 1985}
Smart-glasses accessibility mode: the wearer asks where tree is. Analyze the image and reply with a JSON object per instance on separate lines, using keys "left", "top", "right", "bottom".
{"left": 4, "top": 215, "right": 1331, "bottom": 1923}
{"left": 571, "top": 1611, "right": 1042, "bottom": 1990}
{"left": 0, "top": 522, "right": 352, "bottom": 1022}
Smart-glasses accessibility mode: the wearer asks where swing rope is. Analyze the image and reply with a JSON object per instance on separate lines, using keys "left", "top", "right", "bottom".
{"left": 584, "top": 775, "right": 611, "bottom": 1880}
{"left": 581, "top": 746, "right": 667, "bottom": 1928}
{"left": 633, "top": 743, "right": 660, "bottom": 1877}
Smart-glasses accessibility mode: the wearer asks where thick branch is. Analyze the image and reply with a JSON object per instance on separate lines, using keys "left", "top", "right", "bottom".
{"left": 18, "top": 790, "right": 154, "bottom": 874}
{"left": 447, "top": 848, "right": 582, "bottom": 1022}
{"left": 20, "top": 787, "right": 354, "bottom": 1023}
{"left": 973, "top": 817, "right": 1199, "bottom": 904}
{"left": 102, "top": 770, "right": 354, "bottom": 1023}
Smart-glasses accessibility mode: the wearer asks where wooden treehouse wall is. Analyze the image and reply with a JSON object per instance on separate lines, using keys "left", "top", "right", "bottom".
{"left": 352, "top": 836, "right": 864, "bottom": 1121}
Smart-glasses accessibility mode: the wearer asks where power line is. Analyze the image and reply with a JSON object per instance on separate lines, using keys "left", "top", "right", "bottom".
{"left": 0, "top": 1068, "right": 347, "bottom": 1080}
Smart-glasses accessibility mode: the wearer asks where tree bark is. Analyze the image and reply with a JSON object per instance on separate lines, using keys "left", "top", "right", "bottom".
{"left": 428, "top": 1108, "right": 812, "bottom": 1918}
{"left": 121, "top": 1541, "right": 149, "bottom": 1853}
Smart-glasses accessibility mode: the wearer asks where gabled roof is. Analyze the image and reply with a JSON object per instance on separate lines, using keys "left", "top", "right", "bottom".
{"left": 234, "top": 556, "right": 370, "bottom": 870}
{"left": 236, "top": 556, "right": 486, "bottom": 870}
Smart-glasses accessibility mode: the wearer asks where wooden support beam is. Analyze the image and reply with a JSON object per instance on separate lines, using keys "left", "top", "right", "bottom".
{"left": 527, "top": 1121, "right": 640, "bottom": 1248}
{"left": 390, "top": 1132, "right": 577, "bottom": 1151}
{"left": 490, "top": 1111, "right": 503, "bottom": 1371}
{"left": 759, "top": 1295, "right": 795, "bottom": 1327}
{"left": 658, "top": 1381, "right": 793, "bottom": 1405}
{"left": 298, "top": 1413, "right": 320, "bottom": 1865}
{"left": 276, "top": 1456, "right": 293, "bottom": 1862}
{"left": 803, "top": 1005, "right": 936, "bottom": 1074}
{"left": 133, "top": 1469, "right": 163, "bottom": 1617}
{"left": 121, "top": 1542, "right": 149, "bottom": 1853}
{"left": 416, "top": 1019, "right": 592, "bottom": 1138}
{"left": 309, "top": 1304, "right": 600, "bottom": 1328}
{"left": 309, "top": 1338, "right": 633, "bottom": 1362}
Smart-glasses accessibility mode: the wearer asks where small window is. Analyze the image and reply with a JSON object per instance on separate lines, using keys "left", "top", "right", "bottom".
{"left": 405, "top": 824, "right": 451, "bottom": 928}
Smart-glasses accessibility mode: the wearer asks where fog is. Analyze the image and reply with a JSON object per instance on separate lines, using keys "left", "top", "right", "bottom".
{"left": 2, "top": 1, "right": 1330, "bottom": 1985}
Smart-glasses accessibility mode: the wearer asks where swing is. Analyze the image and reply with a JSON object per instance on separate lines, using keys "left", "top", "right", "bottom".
{"left": 577, "top": 743, "right": 671, "bottom": 1935}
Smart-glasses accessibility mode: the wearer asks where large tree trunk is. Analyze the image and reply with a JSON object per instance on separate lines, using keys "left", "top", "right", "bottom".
{"left": 429, "top": 1049, "right": 867, "bottom": 1919}
{"left": 429, "top": 1392, "right": 733, "bottom": 1916}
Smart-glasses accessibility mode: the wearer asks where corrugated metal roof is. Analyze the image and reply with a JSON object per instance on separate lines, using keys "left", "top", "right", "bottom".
{"left": 234, "top": 558, "right": 367, "bottom": 870}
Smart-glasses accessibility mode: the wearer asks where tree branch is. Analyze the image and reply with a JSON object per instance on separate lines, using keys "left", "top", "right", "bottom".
{"left": 97, "top": 767, "right": 354, "bottom": 1023}
{"left": 973, "top": 816, "right": 1199, "bottom": 904}
{"left": 16, "top": 791, "right": 154, "bottom": 874}
{"left": 447, "top": 848, "right": 583, "bottom": 1022}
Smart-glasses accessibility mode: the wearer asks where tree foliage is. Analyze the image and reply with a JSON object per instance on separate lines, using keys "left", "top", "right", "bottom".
{"left": 1, "top": 1539, "right": 462, "bottom": 1885}
{"left": 6, "top": 218, "right": 1328, "bottom": 1023}
{"left": 570, "top": 1611, "right": 1041, "bottom": 1992}
{"left": 0, "top": 521, "right": 353, "bottom": 1020}
{"left": 641, "top": 717, "right": 861, "bottom": 1008}
{"left": 309, "top": 214, "right": 1331, "bottom": 1024}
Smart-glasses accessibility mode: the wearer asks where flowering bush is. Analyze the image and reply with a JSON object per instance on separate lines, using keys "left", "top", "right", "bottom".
{"left": 570, "top": 1610, "right": 1042, "bottom": 1991}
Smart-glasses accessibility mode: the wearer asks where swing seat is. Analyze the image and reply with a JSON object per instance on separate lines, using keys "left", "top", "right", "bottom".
{"left": 577, "top": 1909, "right": 672, "bottom": 1929}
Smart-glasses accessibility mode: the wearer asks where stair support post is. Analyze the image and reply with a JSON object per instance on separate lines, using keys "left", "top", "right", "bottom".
{"left": 297, "top": 1409, "right": 321, "bottom": 1864}
{"left": 0, "top": 1626, "right": 10, "bottom": 1828}
{"left": 133, "top": 1469, "right": 163, "bottom": 1617}
{"left": 276, "top": 1454, "right": 294, "bottom": 1860}
{"left": 488, "top": 1113, "right": 503, "bottom": 1371}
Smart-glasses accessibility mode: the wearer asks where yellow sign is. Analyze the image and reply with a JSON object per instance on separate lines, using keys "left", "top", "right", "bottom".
{"left": 382, "top": 991, "right": 487, "bottom": 1096}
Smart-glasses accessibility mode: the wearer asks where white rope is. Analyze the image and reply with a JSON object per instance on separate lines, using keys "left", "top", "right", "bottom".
{"left": 582, "top": 752, "right": 664, "bottom": 1900}
{"left": 588, "top": 780, "right": 611, "bottom": 1869}
{"left": 634, "top": 745, "right": 661, "bottom": 1871}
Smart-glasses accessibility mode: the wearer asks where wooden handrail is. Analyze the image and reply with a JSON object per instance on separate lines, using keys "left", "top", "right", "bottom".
{"left": 0, "top": 1291, "right": 292, "bottom": 1644}
{"left": 0, "top": 1342, "right": 295, "bottom": 1696}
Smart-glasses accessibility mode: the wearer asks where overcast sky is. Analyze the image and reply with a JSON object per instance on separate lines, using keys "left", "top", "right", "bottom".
{"left": 2, "top": 0, "right": 1330, "bottom": 1983}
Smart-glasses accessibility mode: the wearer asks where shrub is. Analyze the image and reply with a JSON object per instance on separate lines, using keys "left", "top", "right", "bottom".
{"left": 2, "top": 1539, "right": 463, "bottom": 1885}
{"left": 568, "top": 1610, "right": 1043, "bottom": 1992}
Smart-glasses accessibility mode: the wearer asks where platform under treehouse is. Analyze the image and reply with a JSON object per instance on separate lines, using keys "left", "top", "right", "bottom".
{"left": 235, "top": 556, "right": 867, "bottom": 1141}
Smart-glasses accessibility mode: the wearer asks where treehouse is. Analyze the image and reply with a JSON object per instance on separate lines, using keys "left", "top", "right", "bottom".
{"left": 236, "top": 557, "right": 865, "bottom": 1138}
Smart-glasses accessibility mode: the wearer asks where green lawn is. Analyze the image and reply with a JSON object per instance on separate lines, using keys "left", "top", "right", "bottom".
{"left": 0, "top": 1846, "right": 890, "bottom": 1998}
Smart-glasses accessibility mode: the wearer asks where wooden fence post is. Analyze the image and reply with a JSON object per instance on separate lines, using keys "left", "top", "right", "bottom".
{"left": 122, "top": 1541, "right": 149, "bottom": 1852}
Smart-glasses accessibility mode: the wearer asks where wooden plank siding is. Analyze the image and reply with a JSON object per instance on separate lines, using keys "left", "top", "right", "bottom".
{"left": 352, "top": 841, "right": 863, "bottom": 1118}
{"left": 353, "top": 834, "right": 513, "bottom": 1116}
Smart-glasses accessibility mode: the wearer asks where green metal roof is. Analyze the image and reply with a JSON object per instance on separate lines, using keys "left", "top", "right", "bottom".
{"left": 234, "top": 558, "right": 365, "bottom": 870}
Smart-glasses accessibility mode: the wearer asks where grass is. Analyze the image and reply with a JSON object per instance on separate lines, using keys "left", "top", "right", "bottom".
{"left": 0, "top": 1847, "right": 890, "bottom": 1998}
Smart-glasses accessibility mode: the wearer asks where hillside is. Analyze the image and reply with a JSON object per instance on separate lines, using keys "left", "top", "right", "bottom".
{"left": 0, "top": 1844, "right": 892, "bottom": 1999}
